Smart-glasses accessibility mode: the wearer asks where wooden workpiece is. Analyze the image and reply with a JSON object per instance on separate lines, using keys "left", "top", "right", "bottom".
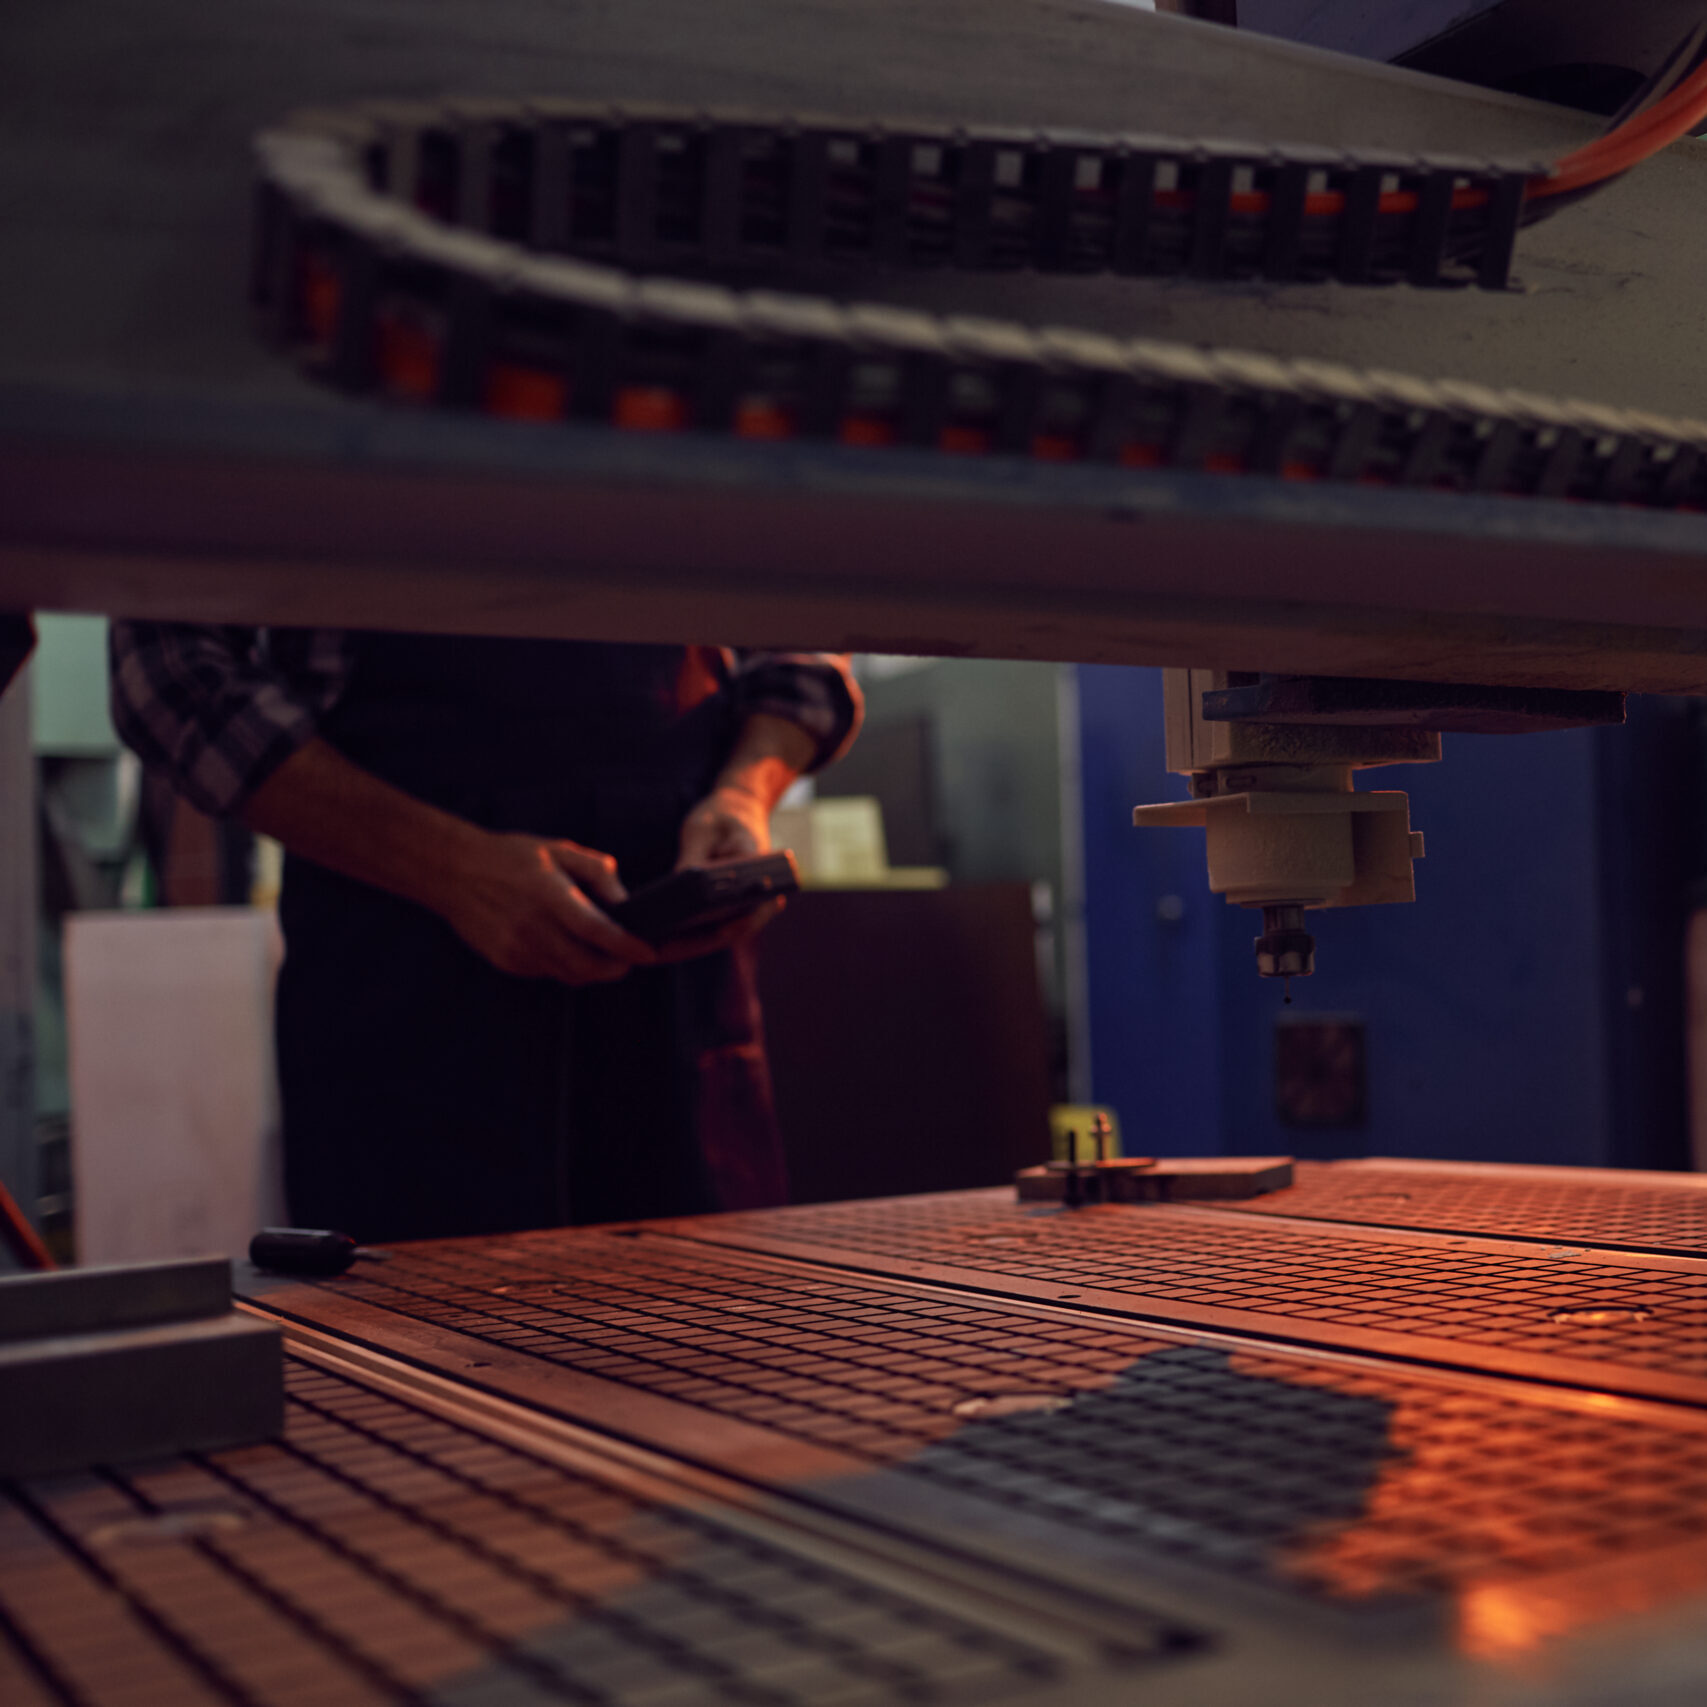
{"left": 1015, "top": 1153, "right": 1297, "bottom": 1200}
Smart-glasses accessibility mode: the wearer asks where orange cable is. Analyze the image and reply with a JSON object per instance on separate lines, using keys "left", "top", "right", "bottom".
{"left": 1530, "top": 58, "right": 1707, "bottom": 199}
{"left": 1184, "top": 55, "right": 1707, "bottom": 223}
{"left": 0, "top": 1178, "right": 55, "bottom": 1271}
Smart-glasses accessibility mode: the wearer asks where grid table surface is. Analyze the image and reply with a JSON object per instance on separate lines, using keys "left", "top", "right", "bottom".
{"left": 279, "top": 1232, "right": 1707, "bottom": 1620}
{"left": 0, "top": 1353, "right": 1147, "bottom": 1707}
{"left": 680, "top": 1193, "right": 1707, "bottom": 1392}
{"left": 1221, "top": 1164, "right": 1707, "bottom": 1255}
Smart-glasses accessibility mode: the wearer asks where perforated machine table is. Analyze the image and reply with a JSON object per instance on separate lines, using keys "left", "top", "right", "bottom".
{"left": 11, "top": 1159, "right": 1707, "bottom": 1705}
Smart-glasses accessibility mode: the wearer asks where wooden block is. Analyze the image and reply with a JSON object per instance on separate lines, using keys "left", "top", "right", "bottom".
{"left": 1016, "top": 1156, "right": 1294, "bottom": 1204}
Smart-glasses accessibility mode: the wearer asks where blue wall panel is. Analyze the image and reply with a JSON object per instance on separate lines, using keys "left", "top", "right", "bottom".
{"left": 1077, "top": 668, "right": 1688, "bottom": 1169}
{"left": 1210, "top": 728, "right": 1611, "bottom": 1165}
{"left": 1077, "top": 665, "right": 1221, "bottom": 1156}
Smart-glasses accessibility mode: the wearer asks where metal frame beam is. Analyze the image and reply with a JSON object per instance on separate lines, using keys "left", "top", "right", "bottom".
{"left": 4, "top": 2, "right": 1707, "bottom": 684}
{"left": 5, "top": 387, "right": 1706, "bottom": 690}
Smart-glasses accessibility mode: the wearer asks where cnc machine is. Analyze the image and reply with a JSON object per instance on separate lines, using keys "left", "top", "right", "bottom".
{"left": 7, "top": 5, "right": 1707, "bottom": 1704}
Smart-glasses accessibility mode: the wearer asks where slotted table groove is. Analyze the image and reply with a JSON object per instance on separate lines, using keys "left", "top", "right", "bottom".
{"left": 1216, "top": 1160, "right": 1707, "bottom": 1256}
{"left": 1, "top": 1352, "right": 1166, "bottom": 1707}
{"left": 240, "top": 1222, "right": 1707, "bottom": 1652}
{"left": 662, "top": 1190, "right": 1707, "bottom": 1405}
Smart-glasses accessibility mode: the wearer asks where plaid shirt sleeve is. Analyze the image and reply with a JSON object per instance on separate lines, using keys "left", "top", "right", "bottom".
{"left": 108, "top": 622, "right": 354, "bottom": 818}
{"left": 732, "top": 652, "right": 863, "bottom": 771}
{"left": 110, "top": 625, "right": 858, "bottom": 811}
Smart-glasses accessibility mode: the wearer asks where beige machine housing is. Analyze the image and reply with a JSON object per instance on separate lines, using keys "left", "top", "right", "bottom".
{"left": 1132, "top": 669, "right": 1435, "bottom": 914}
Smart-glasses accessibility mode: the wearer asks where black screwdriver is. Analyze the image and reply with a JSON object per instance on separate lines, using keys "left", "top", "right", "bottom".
{"left": 248, "top": 1227, "right": 389, "bottom": 1278}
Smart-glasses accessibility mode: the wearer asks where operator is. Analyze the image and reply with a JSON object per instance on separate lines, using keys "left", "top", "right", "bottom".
{"left": 109, "top": 625, "right": 861, "bottom": 1243}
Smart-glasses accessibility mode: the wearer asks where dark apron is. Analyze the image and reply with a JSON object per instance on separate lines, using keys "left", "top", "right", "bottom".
{"left": 275, "top": 633, "right": 787, "bottom": 1243}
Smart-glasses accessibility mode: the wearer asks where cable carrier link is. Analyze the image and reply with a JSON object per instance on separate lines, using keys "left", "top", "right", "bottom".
{"left": 252, "top": 100, "right": 1707, "bottom": 512}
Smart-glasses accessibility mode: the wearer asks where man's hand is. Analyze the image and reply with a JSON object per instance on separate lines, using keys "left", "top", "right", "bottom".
{"left": 665, "top": 711, "right": 818, "bottom": 961}
{"left": 651, "top": 897, "right": 788, "bottom": 965}
{"left": 676, "top": 712, "right": 817, "bottom": 871}
{"left": 676, "top": 780, "right": 772, "bottom": 868}
{"left": 668, "top": 786, "right": 788, "bottom": 962}
{"left": 243, "top": 739, "right": 656, "bottom": 986}
{"left": 437, "top": 832, "right": 657, "bottom": 984}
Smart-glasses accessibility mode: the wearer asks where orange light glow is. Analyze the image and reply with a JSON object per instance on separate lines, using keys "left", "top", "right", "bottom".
{"left": 938, "top": 425, "right": 991, "bottom": 455}
{"left": 734, "top": 400, "right": 795, "bottom": 440}
{"left": 1458, "top": 1582, "right": 1570, "bottom": 1664}
{"left": 1253, "top": 1341, "right": 1707, "bottom": 1669}
{"left": 485, "top": 363, "right": 568, "bottom": 420}
{"left": 1030, "top": 434, "right": 1078, "bottom": 462}
{"left": 1459, "top": 1541, "right": 1707, "bottom": 1665}
{"left": 614, "top": 387, "right": 688, "bottom": 432}
{"left": 376, "top": 314, "right": 440, "bottom": 400}
{"left": 1118, "top": 443, "right": 1165, "bottom": 469}
{"left": 300, "top": 254, "right": 342, "bottom": 345}
{"left": 840, "top": 415, "right": 896, "bottom": 448}
{"left": 1151, "top": 184, "right": 1488, "bottom": 220}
